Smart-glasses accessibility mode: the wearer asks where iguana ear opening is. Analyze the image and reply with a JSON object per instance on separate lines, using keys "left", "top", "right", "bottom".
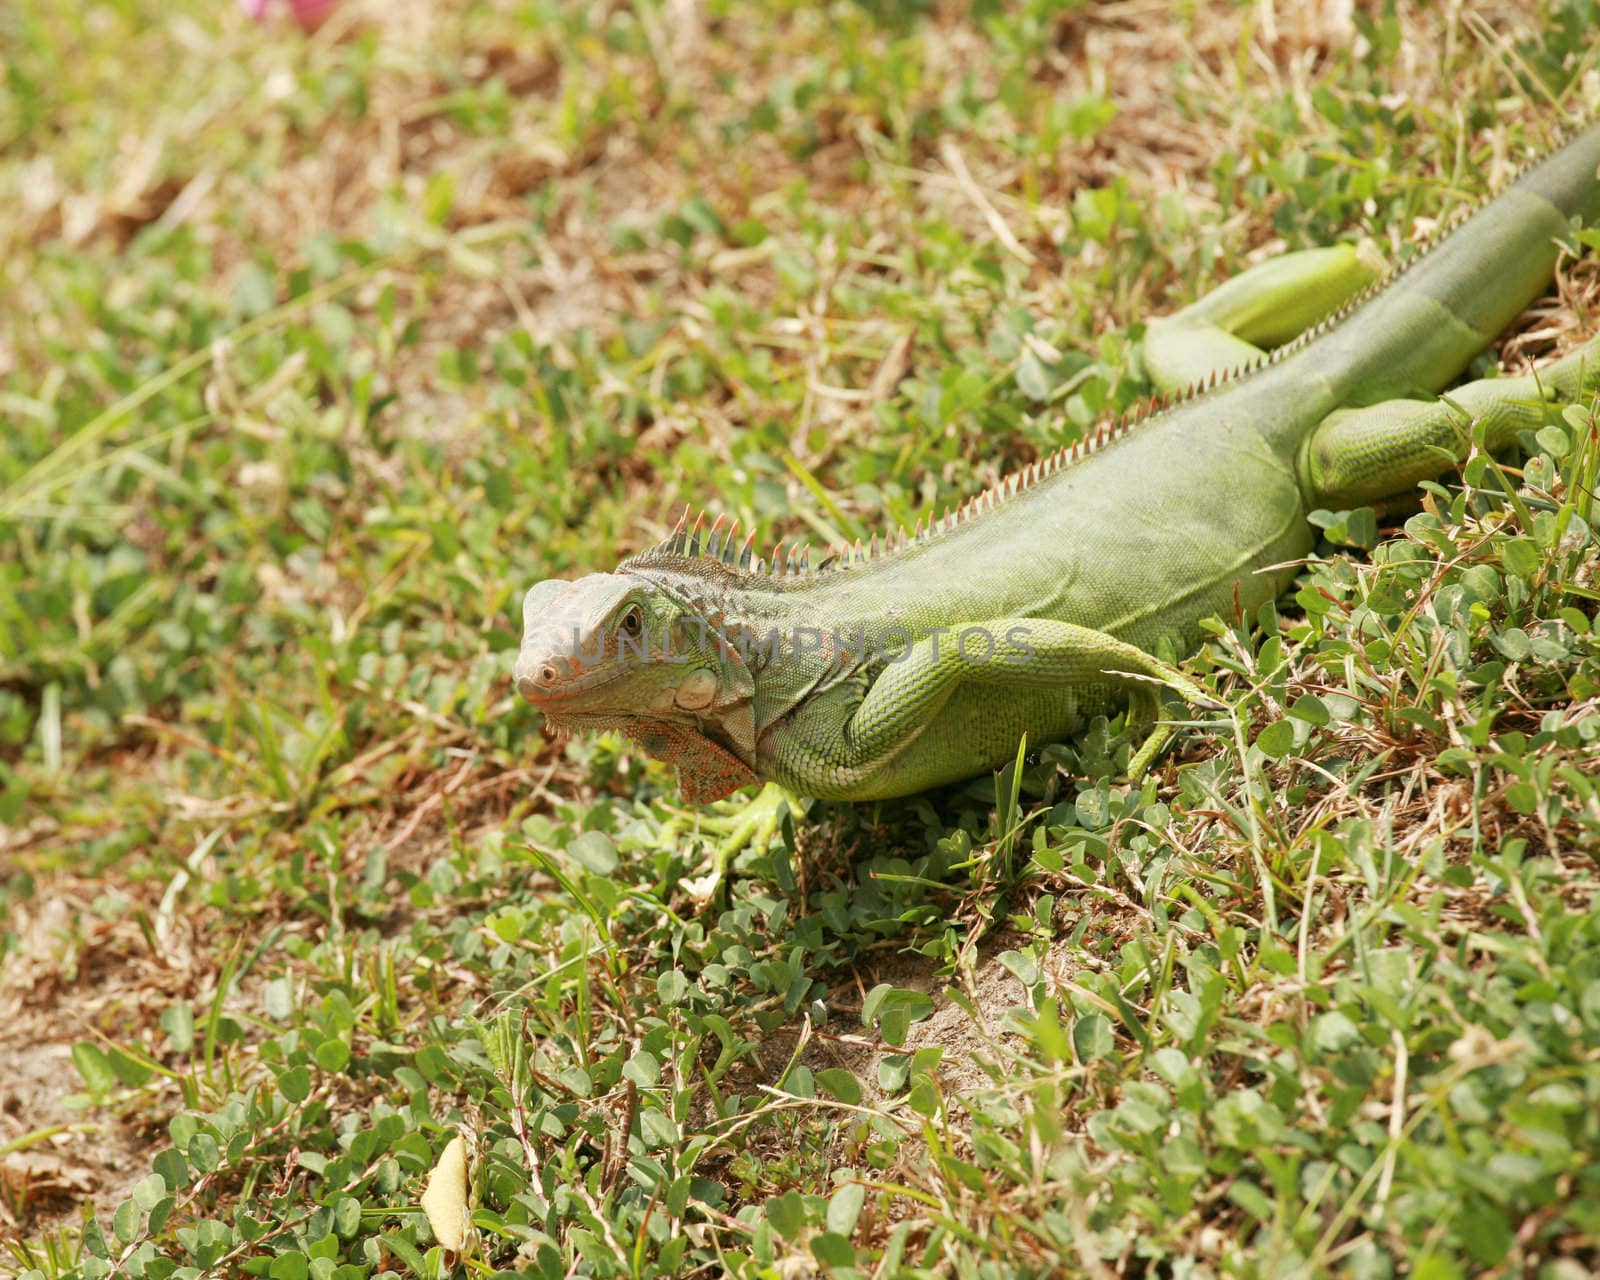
{"left": 624, "top": 720, "right": 759, "bottom": 803}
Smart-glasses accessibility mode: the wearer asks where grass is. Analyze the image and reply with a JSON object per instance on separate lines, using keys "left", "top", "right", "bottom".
{"left": 3, "top": 0, "right": 1600, "bottom": 1276}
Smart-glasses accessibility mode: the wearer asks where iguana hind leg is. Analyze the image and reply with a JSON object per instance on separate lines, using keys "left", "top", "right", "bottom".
{"left": 1304, "top": 339, "right": 1600, "bottom": 507}
{"left": 1145, "top": 243, "right": 1384, "bottom": 393}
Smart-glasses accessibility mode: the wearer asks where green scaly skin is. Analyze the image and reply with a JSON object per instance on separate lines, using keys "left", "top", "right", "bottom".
{"left": 514, "top": 121, "right": 1600, "bottom": 807}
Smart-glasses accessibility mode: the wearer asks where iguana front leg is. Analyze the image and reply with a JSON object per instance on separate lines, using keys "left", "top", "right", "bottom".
{"left": 765, "top": 619, "right": 1216, "bottom": 801}
{"left": 659, "top": 781, "right": 799, "bottom": 898}
{"left": 1304, "top": 339, "right": 1600, "bottom": 507}
{"left": 1145, "top": 243, "right": 1384, "bottom": 392}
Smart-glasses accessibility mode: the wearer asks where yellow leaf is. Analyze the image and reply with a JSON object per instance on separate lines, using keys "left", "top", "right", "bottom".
{"left": 420, "top": 1135, "right": 468, "bottom": 1252}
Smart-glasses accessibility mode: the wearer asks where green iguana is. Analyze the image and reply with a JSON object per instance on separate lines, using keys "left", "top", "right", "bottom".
{"left": 514, "top": 120, "right": 1600, "bottom": 807}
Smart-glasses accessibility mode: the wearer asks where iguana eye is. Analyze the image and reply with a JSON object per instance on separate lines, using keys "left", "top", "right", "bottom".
{"left": 619, "top": 605, "right": 644, "bottom": 637}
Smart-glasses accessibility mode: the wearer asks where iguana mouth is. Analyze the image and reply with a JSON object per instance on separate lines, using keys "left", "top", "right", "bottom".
{"left": 538, "top": 708, "right": 688, "bottom": 741}
{"left": 513, "top": 638, "right": 643, "bottom": 705}
{"left": 514, "top": 664, "right": 632, "bottom": 706}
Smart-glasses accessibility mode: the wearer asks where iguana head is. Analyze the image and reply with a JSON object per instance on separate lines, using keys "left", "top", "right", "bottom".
{"left": 513, "top": 572, "right": 759, "bottom": 802}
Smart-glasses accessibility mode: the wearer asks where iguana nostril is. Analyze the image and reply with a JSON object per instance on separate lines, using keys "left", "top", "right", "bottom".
{"left": 515, "top": 664, "right": 560, "bottom": 702}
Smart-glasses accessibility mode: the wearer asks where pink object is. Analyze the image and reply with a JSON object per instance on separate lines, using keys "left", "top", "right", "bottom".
{"left": 238, "top": 0, "right": 340, "bottom": 30}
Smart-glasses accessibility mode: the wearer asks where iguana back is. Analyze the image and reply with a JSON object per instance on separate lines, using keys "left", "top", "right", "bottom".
{"left": 719, "top": 120, "right": 1600, "bottom": 658}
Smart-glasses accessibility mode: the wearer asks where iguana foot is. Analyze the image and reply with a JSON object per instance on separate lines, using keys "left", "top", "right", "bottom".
{"left": 664, "top": 782, "right": 800, "bottom": 901}
{"left": 1121, "top": 667, "right": 1225, "bottom": 781}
